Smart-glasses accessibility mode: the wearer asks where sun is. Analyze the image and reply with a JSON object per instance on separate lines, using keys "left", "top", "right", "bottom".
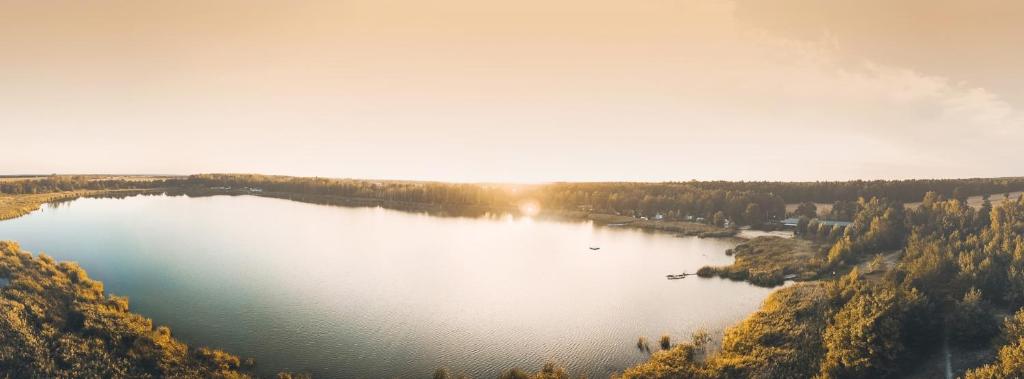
{"left": 518, "top": 200, "right": 541, "bottom": 217}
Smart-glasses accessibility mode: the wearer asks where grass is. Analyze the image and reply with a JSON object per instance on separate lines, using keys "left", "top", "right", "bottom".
{"left": 0, "top": 191, "right": 103, "bottom": 221}
{"left": 697, "top": 236, "right": 823, "bottom": 287}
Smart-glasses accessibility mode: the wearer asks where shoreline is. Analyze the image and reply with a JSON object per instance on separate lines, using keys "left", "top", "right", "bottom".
{"left": 538, "top": 210, "right": 739, "bottom": 238}
{"left": 0, "top": 188, "right": 168, "bottom": 221}
{"left": 0, "top": 187, "right": 786, "bottom": 378}
{"left": 0, "top": 189, "right": 768, "bottom": 378}
{"left": 168, "top": 188, "right": 742, "bottom": 239}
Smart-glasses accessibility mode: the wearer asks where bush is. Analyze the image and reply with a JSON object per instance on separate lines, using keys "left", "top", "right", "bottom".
{"left": 637, "top": 336, "right": 651, "bottom": 352}
{"left": 433, "top": 368, "right": 452, "bottom": 379}
{"left": 0, "top": 241, "right": 254, "bottom": 378}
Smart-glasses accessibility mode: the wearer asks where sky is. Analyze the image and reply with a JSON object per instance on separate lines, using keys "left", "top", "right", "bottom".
{"left": 1, "top": 0, "right": 1021, "bottom": 183}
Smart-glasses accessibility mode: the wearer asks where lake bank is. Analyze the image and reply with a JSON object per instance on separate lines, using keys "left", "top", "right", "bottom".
{"left": 173, "top": 187, "right": 739, "bottom": 239}
{"left": 0, "top": 189, "right": 168, "bottom": 221}
{"left": 0, "top": 194, "right": 774, "bottom": 378}
{"left": 0, "top": 241, "right": 257, "bottom": 378}
{"left": 539, "top": 211, "right": 738, "bottom": 238}
{"left": 697, "top": 236, "right": 824, "bottom": 287}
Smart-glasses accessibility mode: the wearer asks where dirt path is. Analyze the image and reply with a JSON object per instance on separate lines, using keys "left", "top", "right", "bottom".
{"left": 944, "top": 331, "right": 953, "bottom": 379}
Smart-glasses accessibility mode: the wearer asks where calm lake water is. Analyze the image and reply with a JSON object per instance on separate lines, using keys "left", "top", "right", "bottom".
{"left": 0, "top": 195, "right": 775, "bottom": 378}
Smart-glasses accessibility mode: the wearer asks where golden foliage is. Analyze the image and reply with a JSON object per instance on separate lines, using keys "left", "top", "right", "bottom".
{"left": 0, "top": 241, "right": 252, "bottom": 378}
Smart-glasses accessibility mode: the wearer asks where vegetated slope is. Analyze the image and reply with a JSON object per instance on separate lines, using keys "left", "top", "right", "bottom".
{"left": 621, "top": 194, "right": 1024, "bottom": 378}
{"left": 618, "top": 282, "right": 831, "bottom": 379}
{"left": 0, "top": 241, "right": 251, "bottom": 378}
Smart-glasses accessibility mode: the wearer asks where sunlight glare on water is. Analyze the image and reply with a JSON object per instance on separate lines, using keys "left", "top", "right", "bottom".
{"left": 0, "top": 195, "right": 775, "bottom": 378}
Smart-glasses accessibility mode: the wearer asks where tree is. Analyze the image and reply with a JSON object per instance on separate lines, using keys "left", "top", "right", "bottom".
{"left": 830, "top": 200, "right": 859, "bottom": 221}
{"left": 952, "top": 187, "right": 967, "bottom": 202}
{"left": 948, "top": 288, "right": 999, "bottom": 346}
{"left": 794, "top": 202, "right": 818, "bottom": 219}
{"left": 796, "top": 216, "right": 810, "bottom": 236}
{"left": 978, "top": 196, "right": 993, "bottom": 228}
{"left": 827, "top": 236, "right": 854, "bottom": 267}
{"left": 965, "top": 310, "right": 1024, "bottom": 378}
{"left": 744, "top": 203, "right": 764, "bottom": 227}
{"left": 820, "top": 287, "right": 917, "bottom": 378}
{"left": 712, "top": 211, "right": 727, "bottom": 227}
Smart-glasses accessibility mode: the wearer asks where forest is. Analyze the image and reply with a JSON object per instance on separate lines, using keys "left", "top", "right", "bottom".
{"left": 180, "top": 174, "right": 1024, "bottom": 228}
{"left": 6, "top": 174, "right": 1024, "bottom": 377}
{"left": 613, "top": 193, "right": 1024, "bottom": 378}
{"left": 685, "top": 178, "right": 1024, "bottom": 203}
{"left": 16, "top": 173, "right": 1022, "bottom": 231}
{"left": 0, "top": 176, "right": 172, "bottom": 195}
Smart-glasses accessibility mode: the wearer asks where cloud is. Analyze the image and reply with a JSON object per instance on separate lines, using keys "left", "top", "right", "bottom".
{"left": 733, "top": 0, "right": 1024, "bottom": 107}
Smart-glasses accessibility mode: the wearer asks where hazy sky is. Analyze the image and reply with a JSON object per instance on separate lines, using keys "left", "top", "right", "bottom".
{"left": 1, "top": 0, "right": 1021, "bottom": 182}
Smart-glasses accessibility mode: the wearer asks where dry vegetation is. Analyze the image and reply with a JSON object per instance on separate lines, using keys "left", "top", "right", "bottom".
{"left": 626, "top": 194, "right": 1024, "bottom": 378}
{"left": 0, "top": 190, "right": 163, "bottom": 221}
{"left": 617, "top": 283, "right": 831, "bottom": 378}
{"left": 697, "top": 237, "right": 823, "bottom": 287}
{"left": 0, "top": 241, "right": 253, "bottom": 378}
{"left": 1, "top": 191, "right": 106, "bottom": 221}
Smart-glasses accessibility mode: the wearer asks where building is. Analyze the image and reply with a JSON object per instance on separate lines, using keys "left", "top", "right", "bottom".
{"left": 780, "top": 217, "right": 801, "bottom": 227}
{"left": 779, "top": 217, "right": 852, "bottom": 229}
{"left": 818, "top": 220, "right": 853, "bottom": 227}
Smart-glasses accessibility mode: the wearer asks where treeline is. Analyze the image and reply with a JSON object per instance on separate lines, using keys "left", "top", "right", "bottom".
{"left": 183, "top": 174, "right": 1024, "bottom": 229}
{"left": 184, "top": 174, "right": 787, "bottom": 226}
{"left": 534, "top": 182, "right": 785, "bottom": 226}
{"left": 686, "top": 177, "right": 1024, "bottom": 203}
{"left": 184, "top": 174, "right": 516, "bottom": 209}
{"left": 10, "top": 174, "right": 1021, "bottom": 229}
{"left": 0, "top": 176, "right": 171, "bottom": 195}
{"left": 620, "top": 193, "right": 1024, "bottom": 378}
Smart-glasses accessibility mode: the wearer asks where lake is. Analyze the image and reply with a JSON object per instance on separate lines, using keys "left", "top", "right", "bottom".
{"left": 0, "top": 194, "right": 775, "bottom": 378}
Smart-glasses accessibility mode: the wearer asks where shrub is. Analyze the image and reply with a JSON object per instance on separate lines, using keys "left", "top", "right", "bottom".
{"left": 637, "top": 336, "right": 651, "bottom": 352}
